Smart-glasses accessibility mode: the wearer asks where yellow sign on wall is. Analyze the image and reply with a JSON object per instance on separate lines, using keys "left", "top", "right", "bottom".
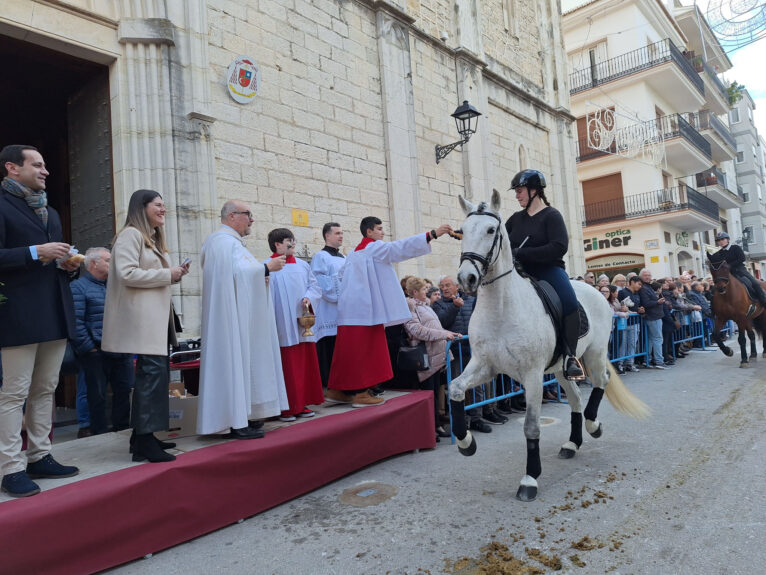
{"left": 292, "top": 209, "right": 309, "bottom": 227}
{"left": 650, "top": 256, "right": 660, "bottom": 263}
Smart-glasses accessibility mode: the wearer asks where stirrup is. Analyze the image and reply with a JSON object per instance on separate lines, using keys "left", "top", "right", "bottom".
{"left": 564, "top": 356, "right": 586, "bottom": 382}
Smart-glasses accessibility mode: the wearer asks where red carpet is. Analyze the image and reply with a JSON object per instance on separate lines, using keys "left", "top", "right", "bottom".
{"left": 0, "top": 392, "right": 435, "bottom": 575}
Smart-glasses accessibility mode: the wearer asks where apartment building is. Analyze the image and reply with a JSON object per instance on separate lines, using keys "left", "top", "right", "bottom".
{"left": 732, "top": 91, "right": 766, "bottom": 278}
{"left": 562, "top": 0, "right": 737, "bottom": 278}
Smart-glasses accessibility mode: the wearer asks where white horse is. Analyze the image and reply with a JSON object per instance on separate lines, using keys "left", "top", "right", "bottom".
{"left": 449, "top": 191, "right": 650, "bottom": 501}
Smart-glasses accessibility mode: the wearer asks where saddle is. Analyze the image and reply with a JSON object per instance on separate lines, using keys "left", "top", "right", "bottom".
{"left": 526, "top": 276, "right": 589, "bottom": 370}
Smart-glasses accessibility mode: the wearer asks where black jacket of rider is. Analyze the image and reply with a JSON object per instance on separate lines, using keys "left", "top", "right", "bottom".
{"left": 504, "top": 207, "right": 568, "bottom": 272}
{"left": 709, "top": 243, "right": 747, "bottom": 274}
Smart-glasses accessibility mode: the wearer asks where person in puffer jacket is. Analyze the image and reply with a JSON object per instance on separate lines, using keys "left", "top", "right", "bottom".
{"left": 403, "top": 277, "right": 460, "bottom": 440}
{"left": 70, "top": 248, "right": 133, "bottom": 435}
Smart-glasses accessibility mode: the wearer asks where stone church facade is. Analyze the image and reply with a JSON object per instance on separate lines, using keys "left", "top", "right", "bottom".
{"left": 1, "top": 0, "right": 581, "bottom": 335}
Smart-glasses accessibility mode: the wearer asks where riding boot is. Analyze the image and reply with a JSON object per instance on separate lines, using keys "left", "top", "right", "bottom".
{"left": 562, "top": 311, "right": 585, "bottom": 381}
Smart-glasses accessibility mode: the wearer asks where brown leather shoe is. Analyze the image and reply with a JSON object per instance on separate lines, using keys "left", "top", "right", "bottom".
{"left": 77, "top": 427, "right": 92, "bottom": 439}
{"left": 351, "top": 390, "right": 385, "bottom": 408}
{"left": 324, "top": 389, "right": 352, "bottom": 404}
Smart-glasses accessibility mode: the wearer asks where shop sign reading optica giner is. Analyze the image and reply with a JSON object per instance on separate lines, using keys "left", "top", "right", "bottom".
{"left": 583, "top": 229, "right": 631, "bottom": 252}
{"left": 227, "top": 56, "right": 260, "bottom": 104}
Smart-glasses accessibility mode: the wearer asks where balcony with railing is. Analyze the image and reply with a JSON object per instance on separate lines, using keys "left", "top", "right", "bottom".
{"left": 656, "top": 113, "right": 712, "bottom": 173}
{"left": 695, "top": 167, "right": 743, "bottom": 208}
{"left": 689, "top": 109, "right": 736, "bottom": 162}
{"left": 569, "top": 39, "right": 705, "bottom": 110}
{"left": 689, "top": 56, "right": 730, "bottom": 114}
{"left": 582, "top": 186, "right": 719, "bottom": 231}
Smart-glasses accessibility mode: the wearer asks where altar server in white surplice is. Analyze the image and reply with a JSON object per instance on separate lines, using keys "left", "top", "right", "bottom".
{"left": 264, "top": 228, "right": 324, "bottom": 421}
{"left": 325, "top": 216, "right": 454, "bottom": 408}
{"left": 196, "top": 201, "right": 289, "bottom": 439}
{"left": 310, "top": 222, "right": 346, "bottom": 388}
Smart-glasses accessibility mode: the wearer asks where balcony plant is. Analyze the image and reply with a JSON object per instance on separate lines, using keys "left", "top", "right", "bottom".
{"left": 727, "top": 81, "right": 744, "bottom": 106}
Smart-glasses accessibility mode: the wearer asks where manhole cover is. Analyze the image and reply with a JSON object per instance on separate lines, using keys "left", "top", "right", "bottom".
{"left": 339, "top": 482, "right": 398, "bottom": 507}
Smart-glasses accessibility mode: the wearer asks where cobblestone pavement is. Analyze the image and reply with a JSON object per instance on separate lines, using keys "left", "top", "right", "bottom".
{"left": 110, "top": 342, "right": 766, "bottom": 575}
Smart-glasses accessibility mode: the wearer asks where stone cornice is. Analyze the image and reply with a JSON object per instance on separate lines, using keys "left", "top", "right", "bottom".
{"left": 358, "top": 0, "right": 416, "bottom": 26}
{"left": 35, "top": 0, "right": 118, "bottom": 29}
{"left": 453, "top": 47, "right": 488, "bottom": 69}
{"left": 118, "top": 18, "right": 175, "bottom": 45}
{"left": 484, "top": 67, "right": 576, "bottom": 122}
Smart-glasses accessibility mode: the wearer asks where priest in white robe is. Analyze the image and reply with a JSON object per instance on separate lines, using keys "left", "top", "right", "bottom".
{"left": 326, "top": 216, "right": 453, "bottom": 408}
{"left": 196, "top": 201, "right": 289, "bottom": 439}
{"left": 310, "top": 222, "right": 346, "bottom": 388}
{"left": 263, "top": 228, "right": 324, "bottom": 420}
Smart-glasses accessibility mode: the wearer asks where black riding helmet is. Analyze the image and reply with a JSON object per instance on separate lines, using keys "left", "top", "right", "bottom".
{"left": 509, "top": 169, "right": 546, "bottom": 191}
{"left": 510, "top": 169, "right": 549, "bottom": 211}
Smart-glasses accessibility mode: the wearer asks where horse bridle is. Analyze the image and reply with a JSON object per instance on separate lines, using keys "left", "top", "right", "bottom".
{"left": 459, "top": 206, "right": 513, "bottom": 287}
{"left": 708, "top": 259, "right": 730, "bottom": 292}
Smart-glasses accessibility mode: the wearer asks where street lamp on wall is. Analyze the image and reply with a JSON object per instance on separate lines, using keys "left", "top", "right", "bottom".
{"left": 435, "top": 100, "right": 482, "bottom": 164}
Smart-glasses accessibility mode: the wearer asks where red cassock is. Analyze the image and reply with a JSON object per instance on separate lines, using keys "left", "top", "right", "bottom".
{"left": 327, "top": 324, "right": 392, "bottom": 391}
{"left": 280, "top": 343, "right": 325, "bottom": 416}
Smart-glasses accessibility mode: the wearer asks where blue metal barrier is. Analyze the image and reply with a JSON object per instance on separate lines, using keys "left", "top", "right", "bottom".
{"left": 609, "top": 313, "right": 649, "bottom": 368}
{"left": 670, "top": 311, "right": 706, "bottom": 356}
{"left": 444, "top": 310, "right": 709, "bottom": 442}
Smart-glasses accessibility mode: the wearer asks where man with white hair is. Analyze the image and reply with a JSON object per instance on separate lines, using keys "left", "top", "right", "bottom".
{"left": 197, "top": 200, "right": 289, "bottom": 439}
{"left": 70, "top": 247, "right": 134, "bottom": 435}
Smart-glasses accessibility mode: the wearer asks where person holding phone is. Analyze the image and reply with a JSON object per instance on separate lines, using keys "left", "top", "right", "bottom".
{"left": 637, "top": 268, "right": 669, "bottom": 369}
{"left": 102, "top": 189, "right": 189, "bottom": 462}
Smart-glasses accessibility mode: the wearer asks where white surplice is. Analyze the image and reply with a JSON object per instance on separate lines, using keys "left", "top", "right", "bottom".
{"left": 337, "top": 233, "right": 431, "bottom": 327}
{"left": 197, "top": 225, "right": 288, "bottom": 434}
{"left": 261, "top": 257, "right": 322, "bottom": 347}
{"left": 309, "top": 248, "right": 346, "bottom": 340}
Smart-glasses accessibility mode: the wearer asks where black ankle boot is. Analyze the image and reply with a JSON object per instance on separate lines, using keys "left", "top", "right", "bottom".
{"left": 129, "top": 430, "right": 176, "bottom": 453}
{"left": 563, "top": 311, "right": 585, "bottom": 381}
{"left": 132, "top": 433, "right": 176, "bottom": 463}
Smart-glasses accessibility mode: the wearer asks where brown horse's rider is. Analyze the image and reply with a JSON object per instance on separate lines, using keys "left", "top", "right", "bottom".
{"left": 709, "top": 232, "right": 766, "bottom": 306}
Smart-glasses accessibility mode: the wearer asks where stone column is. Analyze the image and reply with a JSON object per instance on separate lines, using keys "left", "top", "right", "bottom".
{"left": 165, "top": 0, "right": 218, "bottom": 334}
{"left": 374, "top": 2, "right": 425, "bottom": 277}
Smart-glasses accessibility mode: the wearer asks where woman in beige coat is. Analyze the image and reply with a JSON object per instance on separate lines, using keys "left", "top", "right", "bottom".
{"left": 102, "top": 190, "right": 188, "bottom": 463}
{"left": 403, "top": 277, "right": 459, "bottom": 439}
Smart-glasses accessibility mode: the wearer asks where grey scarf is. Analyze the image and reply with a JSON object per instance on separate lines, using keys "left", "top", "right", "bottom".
{"left": 2, "top": 177, "right": 48, "bottom": 227}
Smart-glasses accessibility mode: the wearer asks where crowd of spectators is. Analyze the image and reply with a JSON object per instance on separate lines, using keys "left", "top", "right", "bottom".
{"left": 581, "top": 268, "right": 714, "bottom": 372}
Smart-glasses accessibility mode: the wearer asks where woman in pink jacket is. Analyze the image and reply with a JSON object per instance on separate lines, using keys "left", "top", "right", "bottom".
{"left": 403, "top": 277, "right": 460, "bottom": 439}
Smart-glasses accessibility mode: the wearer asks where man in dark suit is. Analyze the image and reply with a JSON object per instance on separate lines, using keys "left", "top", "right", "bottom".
{"left": 0, "top": 144, "right": 81, "bottom": 497}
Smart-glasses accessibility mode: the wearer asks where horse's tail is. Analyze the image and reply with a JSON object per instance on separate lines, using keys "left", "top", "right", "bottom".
{"left": 753, "top": 312, "right": 766, "bottom": 341}
{"left": 604, "top": 362, "right": 651, "bottom": 419}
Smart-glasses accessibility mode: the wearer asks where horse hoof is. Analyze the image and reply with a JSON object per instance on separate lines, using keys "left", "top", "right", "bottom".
{"left": 457, "top": 434, "right": 477, "bottom": 457}
{"left": 589, "top": 423, "right": 603, "bottom": 438}
{"left": 516, "top": 484, "right": 537, "bottom": 502}
{"left": 558, "top": 447, "right": 577, "bottom": 459}
{"left": 740, "top": 362, "right": 749, "bottom": 368}
{"left": 763, "top": 352, "right": 766, "bottom": 359}
{"left": 724, "top": 348, "right": 734, "bottom": 357}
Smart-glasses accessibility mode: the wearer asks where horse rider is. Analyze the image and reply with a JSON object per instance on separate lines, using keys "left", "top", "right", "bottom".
{"left": 505, "top": 169, "right": 585, "bottom": 381}
{"left": 709, "top": 232, "right": 766, "bottom": 306}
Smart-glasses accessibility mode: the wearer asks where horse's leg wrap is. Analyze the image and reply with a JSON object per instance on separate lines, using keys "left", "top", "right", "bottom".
{"left": 449, "top": 399, "right": 468, "bottom": 441}
{"left": 569, "top": 412, "right": 583, "bottom": 448}
{"left": 584, "top": 387, "right": 604, "bottom": 422}
{"left": 525, "top": 438, "right": 541, "bottom": 479}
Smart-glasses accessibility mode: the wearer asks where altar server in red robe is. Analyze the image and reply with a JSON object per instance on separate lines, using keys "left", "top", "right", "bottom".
{"left": 265, "top": 228, "right": 324, "bottom": 421}
{"left": 326, "top": 216, "right": 453, "bottom": 408}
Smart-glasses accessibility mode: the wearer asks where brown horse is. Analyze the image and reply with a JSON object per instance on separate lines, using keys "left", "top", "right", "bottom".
{"left": 707, "top": 258, "right": 766, "bottom": 367}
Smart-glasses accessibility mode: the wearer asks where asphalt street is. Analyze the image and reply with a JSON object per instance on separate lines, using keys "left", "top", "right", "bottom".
{"left": 110, "top": 341, "right": 765, "bottom": 575}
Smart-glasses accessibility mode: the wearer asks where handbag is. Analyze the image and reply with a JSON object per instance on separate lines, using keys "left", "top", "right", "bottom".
{"left": 397, "top": 341, "right": 431, "bottom": 372}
